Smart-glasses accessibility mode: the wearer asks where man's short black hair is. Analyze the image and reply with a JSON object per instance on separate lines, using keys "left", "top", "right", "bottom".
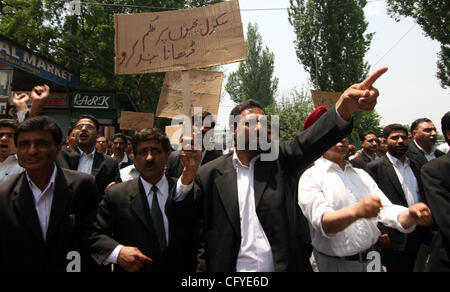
{"left": 192, "top": 111, "right": 216, "bottom": 129}
{"left": 383, "top": 124, "right": 408, "bottom": 139}
{"left": 14, "top": 116, "right": 62, "bottom": 146}
{"left": 0, "top": 119, "right": 18, "bottom": 130}
{"left": 77, "top": 114, "right": 100, "bottom": 130}
{"left": 132, "top": 128, "right": 171, "bottom": 154}
{"left": 411, "top": 118, "right": 432, "bottom": 132}
{"left": 359, "top": 130, "right": 377, "bottom": 142}
{"left": 441, "top": 111, "right": 450, "bottom": 145}
{"left": 229, "top": 99, "right": 266, "bottom": 128}
{"left": 112, "top": 133, "right": 127, "bottom": 143}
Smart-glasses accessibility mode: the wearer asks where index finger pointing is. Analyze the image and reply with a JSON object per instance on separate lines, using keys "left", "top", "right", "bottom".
{"left": 360, "top": 67, "right": 388, "bottom": 90}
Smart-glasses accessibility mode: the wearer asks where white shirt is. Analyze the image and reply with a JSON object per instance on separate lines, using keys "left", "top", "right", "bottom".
{"left": 77, "top": 148, "right": 95, "bottom": 174}
{"left": 232, "top": 152, "right": 274, "bottom": 272}
{"left": 437, "top": 143, "right": 449, "bottom": 154}
{"left": 112, "top": 153, "right": 129, "bottom": 168}
{"left": 0, "top": 154, "right": 24, "bottom": 182}
{"left": 119, "top": 164, "right": 140, "bottom": 182}
{"left": 386, "top": 152, "right": 421, "bottom": 206}
{"left": 414, "top": 140, "right": 438, "bottom": 161}
{"left": 26, "top": 165, "right": 57, "bottom": 241}
{"left": 298, "top": 157, "right": 414, "bottom": 257}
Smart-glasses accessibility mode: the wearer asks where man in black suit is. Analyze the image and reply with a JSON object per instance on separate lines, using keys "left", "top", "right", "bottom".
{"left": 0, "top": 116, "right": 99, "bottom": 272}
{"left": 85, "top": 128, "right": 201, "bottom": 272}
{"left": 421, "top": 111, "right": 450, "bottom": 271}
{"left": 187, "top": 67, "right": 389, "bottom": 272}
{"left": 407, "top": 118, "right": 444, "bottom": 169}
{"left": 57, "top": 115, "right": 121, "bottom": 197}
{"left": 111, "top": 133, "right": 134, "bottom": 169}
{"left": 350, "top": 130, "right": 379, "bottom": 170}
{"left": 367, "top": 124, "right": 431, "bottom": 271}
{"left": 166, "top": 111, "right": 222, "bottom": 178}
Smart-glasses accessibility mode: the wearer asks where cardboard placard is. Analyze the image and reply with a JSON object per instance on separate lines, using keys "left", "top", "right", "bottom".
{"left": 310, "top": 90, "right": 342, "bottom": 109}
{"left": 114, "top": 0, "right": 247, "bottom": 74}
{"left": 120, "top": 111, "right": 154, "bottom": 130}
{"left": 156, "top": 69, "right": 223, "bottom": 119}
{"left": 165, "top": 124, "right": 183, "bottom": 147}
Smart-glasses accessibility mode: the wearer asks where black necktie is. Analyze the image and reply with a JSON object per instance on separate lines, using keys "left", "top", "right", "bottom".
{"left": 151, "top": 185, "right": 167, "bottom": 251}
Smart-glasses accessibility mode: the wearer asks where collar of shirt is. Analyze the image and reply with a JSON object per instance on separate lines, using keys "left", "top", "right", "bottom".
{"left": 386, "top": 152, "right": 411, "bottom": 168}
{"left": 25, "top": 164, "right": 57, "bottom": 202}
{"left": 140, "top": 175, "right": 169, "bottom": 198}
{"left": 316, "top": 156, "right": 355, "bottom": 174}
{"left": 1, "top": 154, "right": 18, "bottom": 165}
{"left": 413, "top": 140, "right": 437, "bottom": 156}
{"left": 78, "top": 147, "right": 96, "bottom": 158}
{"left": 232, "top": 151, "right": 260, "bottom": 170}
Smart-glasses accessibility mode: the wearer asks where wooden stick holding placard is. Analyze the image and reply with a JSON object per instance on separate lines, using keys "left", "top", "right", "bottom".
{"left": 181, "top": 70, "right": 196, "bottom": 166}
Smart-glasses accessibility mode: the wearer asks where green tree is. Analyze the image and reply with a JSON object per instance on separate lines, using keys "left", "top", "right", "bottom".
{"left": 288, "top": 0, "right": 381, "bottom": 146}
{"left": 266, "top": 88, "right": 314, "bottom": 140}
{"left": 225, "top": 22, "right": 279, "bottom": 108}
{"left": 288, "top": 0, "right": 373, "bottom": 91}
{"left": 386, "top": 0, "right": 450, "bottom": 88}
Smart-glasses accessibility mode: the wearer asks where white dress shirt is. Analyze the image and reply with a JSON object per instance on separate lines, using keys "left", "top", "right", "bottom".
{"left": 0, "top": 154, "right": 24, "bottom": 182}
{"left": 437, "top": 143, "right": 449, "bottom": 154}
{"left": 414, "top": 140, "right": 438, "bottom": 161}
{"left": 386, "top": 152, "right": 421, "bottom": 206}
{"left": 112, "top": 153, "right": 129, "bottom": 168}
{"left": 119, "top": 164, "right": 140, "bottom": 182}
{"left": 26, "top": 165, "right": 57, "bottom": 240}
{"left": 298, "top": 157, "right": 415, "bottom": 257}
{"left": 77, "top": 148, "right": 95, "bottom": 174}
{"left": 232, "top": 152, "right": 274, "bottom": 272}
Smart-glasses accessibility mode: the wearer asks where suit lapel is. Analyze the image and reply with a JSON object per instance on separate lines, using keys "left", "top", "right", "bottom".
{"left": 254, "top": 159, "right": 272, "bottom": 208}
{"left": 215, "top": 158, "right": 240, "bottom": 236}
{"left": 91, "top": 152, "right": 105, "bottom": 177}
{"left": 164, "top": 176, "right": 176, "bottom": 246}
{"left": 46, "top": 168, "right": 73, "bottom": 242}
{"left": 12, "top": 174, "right": 44, "bottom": 242}
{"left": 383, "top": 156, "right": 408, "bottom": 206}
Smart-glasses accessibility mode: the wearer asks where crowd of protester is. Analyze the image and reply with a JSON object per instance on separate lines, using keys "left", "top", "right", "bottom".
{"left": 0, "top": 68, "right": 449, "bottom": 272}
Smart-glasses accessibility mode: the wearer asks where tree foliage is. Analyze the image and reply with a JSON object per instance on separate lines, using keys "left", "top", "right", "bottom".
{"left": 266, "top": 89, "right": 314, "bottom": 140}
{"left": 288, "top": 0, "right": 381, "bottom": 145}
{"left": 225, "top": 22, "right": 279, "bottom": 108}
{"left": 386, "top": 0, "right": 450, "bottom": 88}
{"left": 288, "top": 0, "right": 373, "bottom": 92}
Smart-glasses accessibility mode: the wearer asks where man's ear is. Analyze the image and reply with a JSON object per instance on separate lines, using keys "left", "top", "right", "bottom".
{"left": 446, "top": 129, "right": 450, "bottom": 141}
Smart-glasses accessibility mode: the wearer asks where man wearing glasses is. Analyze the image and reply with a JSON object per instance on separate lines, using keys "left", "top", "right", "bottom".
{"left": 0, "top": 119, "right": 24, "bottom": 182}
{"left": 57, "top": 115, "right": 121, "bottom": 199}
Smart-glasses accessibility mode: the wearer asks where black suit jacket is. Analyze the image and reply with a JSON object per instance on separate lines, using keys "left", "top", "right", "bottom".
{"left": 193, "top": 106, "right": 352, "bottom": 272}
{"left": 57, "top": 148, "right": 121, "bottom": 198}
{"left": 350, "top": 151, "right": 373, "bottom": 170}
{"left": 0, "top": 167, "right": 100, "bottom": 272}
{"left": 407, "top": 141, "right": 445, "bottom": 170}
{"left": 367, "top": 155, "right": 430, "bottom": 253}
{"left": 166, "top": 150, "right": 222, "bottom": 178}
{"left": 421, "top": 153, "right": 450, "bottom": 271}
{"left": 85, "top": 175, "right": 196, "bottom": 272}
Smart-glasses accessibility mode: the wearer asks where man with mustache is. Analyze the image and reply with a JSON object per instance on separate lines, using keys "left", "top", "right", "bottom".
{"left": 299, "top": 122, "right": 432, "bottom": 272}
{"left": 86, "top": 128, "right": 201, "bottom": 272}
{"left": 407, "top": 118, "right": 445, "bottom": 169}
{"left": 367, "top": 124, "right": 432, "bottom": 272}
